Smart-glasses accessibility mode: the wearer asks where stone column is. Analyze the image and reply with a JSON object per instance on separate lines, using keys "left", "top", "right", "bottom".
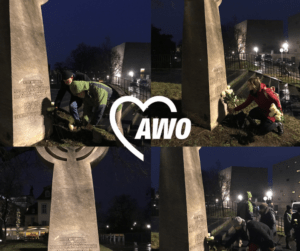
{"left": 0, "top": 0, "right": 52, "bottom": 146}
{"left": 159, "top": 147, "right": 208, "bottom": 251}
{"left": 36, "top": 147, "right": 109, "bottom": 251}
{"left": 182, "top": 0, "right": 227, "bottom": 130}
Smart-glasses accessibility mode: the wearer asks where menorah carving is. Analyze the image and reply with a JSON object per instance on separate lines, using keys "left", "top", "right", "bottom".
{"left": 36, "top": 147, "right": 109, "bottom": 251}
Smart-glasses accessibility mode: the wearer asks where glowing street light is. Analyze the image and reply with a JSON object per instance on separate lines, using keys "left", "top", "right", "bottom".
{"left": 216, "top": 199, "right": 219, "bottom": 203}
{"left": 282, "top": 42, "right": 288, "bottom": 52}
{"left": 226, "top": 197, "right": 230, "bottom": 201}
{"left": 238, "top": 195, "right": 243, "bottom": 201}
{"left": 146, "top": 224, "right": 151, "bottom": 229}
{"left": 253, "top": 47, "right": 258, "bottom": 55}
{"left": 106, "top": 225, "right": 109, "bottom": 228}
{"left": 266, "top": 190, "right": 273, "bottom": 200}
{"left": 115, "top": 73, "right": 121, "bottom": 78}
{"left": 107, "top": 75, "right": 110, "bottom": 79}
{"left": 263, "top": 196, "right": 267, "bottom": 202}
{"left": 128, "top": 71, "right": 134, "bottom": 77}
{"left": 280, "top": 48, "right": 283, "bottom": 61}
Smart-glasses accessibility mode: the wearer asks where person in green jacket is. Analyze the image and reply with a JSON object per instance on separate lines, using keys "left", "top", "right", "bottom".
{"left": 69, "top": 80, "right": 123, "bottom": 132}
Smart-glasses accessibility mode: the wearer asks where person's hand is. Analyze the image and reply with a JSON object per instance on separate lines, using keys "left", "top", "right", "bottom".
{"left": 86, "top": 123, "right": 93, "bottom": 130}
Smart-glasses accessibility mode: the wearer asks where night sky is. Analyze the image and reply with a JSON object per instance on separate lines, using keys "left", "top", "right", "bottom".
{"left": 152, "top": 0, "right": 300, "bottom": 45}
{"left": 17, "top": 148, "right": 150, "bottom": 213}
{"left": 151, "top": 147, "right": 300, "bottom": 190}
{"left": 41, "top": 0, "right": 151, "bottom": 68}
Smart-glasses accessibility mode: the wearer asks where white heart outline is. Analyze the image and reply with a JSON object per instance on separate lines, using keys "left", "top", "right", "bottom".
{"left": 110, "top": 96, "right": 177, "bottom": 161}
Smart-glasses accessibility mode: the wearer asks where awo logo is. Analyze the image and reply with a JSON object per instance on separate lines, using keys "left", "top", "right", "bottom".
{"left": 110, "top": 96, "right": 191, "bottom": 161}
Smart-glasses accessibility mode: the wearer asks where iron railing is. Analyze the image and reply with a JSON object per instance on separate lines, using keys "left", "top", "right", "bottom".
{"left": 206, "top": 201, "right": 238, "bottom": 218}
{"left": 109, "top": 76, "right": 151, "bottom": 101}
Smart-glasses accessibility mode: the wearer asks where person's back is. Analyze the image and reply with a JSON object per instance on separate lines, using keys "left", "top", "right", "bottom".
{"left": 259, "top": 203, "right": 276, "bottom": 235}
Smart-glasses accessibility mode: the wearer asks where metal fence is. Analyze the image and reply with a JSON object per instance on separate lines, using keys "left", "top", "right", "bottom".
{"left": 109, "top": 76, "right": 151, "bottom": 101}
{"left": 225, "top": 53, "right": 300, "bottom": 85}
{"left": 206, "top": 201, "right": 238, "bottom": 218}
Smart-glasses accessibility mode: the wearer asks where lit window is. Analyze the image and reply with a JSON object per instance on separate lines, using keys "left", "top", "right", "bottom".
{"left": 140, "top": 68, "right": 145, "bottom": 73}
{"left": 292, "top": 191, "right": 296, "bottom": 194}
{"left": 297, "top": 170, "right": 300, "bottom": 172}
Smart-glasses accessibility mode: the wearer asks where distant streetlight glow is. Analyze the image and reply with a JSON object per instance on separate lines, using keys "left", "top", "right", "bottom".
{"left": 107, "top": 75, "right": 109, "bottom": 79}
{"left": 280, "top": 48, "right": 283, "bottom": 61}
{"left": 238, "top": 195, "right": 243, "bottom": 201}
{"left": 216, "top": 199, "right": 218, "bottom": 202}
{"left": 106, "top": 225, "right": 109, "bottom": 228}
{"left": 253, "top": 47, "right": 258, "bottom": 55}
{"left": 147, "top": 224, "right": 151, "bottom": 229}
{"left": 282, "top": 42, "right": 288, "bottom": 52}
{"left": 226, "top": 197, "right": 230, "bottom": 201}
{"left": 263, "top": 196, "right": 267, "bottom": 202}
{"left": 116, "top": 73, "right": 121, "bottom": 78}
{"left": 128, "top": 71, "right": 134, "bottom": 77}
{"left": 266, "top": 190, "right": 273, "bottom": 199}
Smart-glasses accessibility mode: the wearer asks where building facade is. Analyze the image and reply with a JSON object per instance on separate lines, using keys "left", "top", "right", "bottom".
{"left": 112, "top": 42, "right": 151, "bottom": 80}
{"left": 273, "top": 155, "right": 300, "bottom": 214}
{"left": 235, "top": 20, "right": 284, "bottom": 55}
{"left": 24, "top": 186, "right": 51, "bottom": 227}
{"left": 220, "top": 166, "right": 269, "bottom": 203}
{"left": 288, "top": 12, "right": 300, "bottom": 64}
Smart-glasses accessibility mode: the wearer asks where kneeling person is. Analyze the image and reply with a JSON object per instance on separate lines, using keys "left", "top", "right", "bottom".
{"left": 70, "top": 81, "right": 123, "bottom": 133}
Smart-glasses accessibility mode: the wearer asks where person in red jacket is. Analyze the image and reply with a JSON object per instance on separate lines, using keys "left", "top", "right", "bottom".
{"left": 228, "top": 77, "right": 283, "bottom": 135}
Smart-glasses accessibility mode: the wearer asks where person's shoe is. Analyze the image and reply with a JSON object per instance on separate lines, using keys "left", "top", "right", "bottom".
{"left": 277, "top": 122, "right": 284, "bottom": 136}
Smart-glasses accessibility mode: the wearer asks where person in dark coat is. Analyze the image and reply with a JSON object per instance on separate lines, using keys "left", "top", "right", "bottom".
{"left": 284, "top": 205, "right": 293, "bottom": 249}
{"left": 259, "top": 203, "right": 277, "bottom": 237}
{"left": 220, "top": 217, "right": 275, "bottom": 251}
{"left": 292, "top": 207, "right": 300, "bottom": 251}
{"left": 228, "top": 77, "right": 283, "bottom": 135}
{"left": 54, "top": 70, "right": 90, "bottom": 125}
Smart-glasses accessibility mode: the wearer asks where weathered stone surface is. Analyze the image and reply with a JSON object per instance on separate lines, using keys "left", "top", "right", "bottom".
{"left": 159, "top": 147, "right": 208, "bottom": 251}
{"left": 182, "top": 0, "right": 227, "bottom": 130}
{"left": 0, "top": 0, "right": 52, "bottom": 146}
{"left": 36, "top": 147, "right": 109, "bottom": 251}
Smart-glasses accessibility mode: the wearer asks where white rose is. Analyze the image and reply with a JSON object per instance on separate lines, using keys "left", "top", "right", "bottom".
{"left": 221, "top": 91, "right": 226, "bottom": 97}
{"left": 227, "top": 85, "right": 231, "bottom": 90}
{"left": 51, "top": 102, "right": 55, "bottom": 106}
{"left": 275, "top": 115, "right": 281, "bottom": 121}
{"left": 228, "top": 89, "right": 233, "bottom": 94}
{"left": 69, "top": 124, "right": 74, "bottom": 131}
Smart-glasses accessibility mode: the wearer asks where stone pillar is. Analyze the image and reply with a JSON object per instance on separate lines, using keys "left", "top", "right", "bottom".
{"left": 159, "top": 147, "right": 208, "bottom": 251}
{"left": 182, "top": 0, "right": 227, "bottom": 130}
{"left": 0, "top": 0, "right": 52, "bottom": 146}
{"left": 36, "top": 147, "right": 109, "bottom": 251}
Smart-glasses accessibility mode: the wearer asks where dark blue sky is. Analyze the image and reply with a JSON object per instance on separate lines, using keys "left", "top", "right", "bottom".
{"left": 41, "top": 0, "right": 151, "bottom": 68}
{"left": 19, "top": 148, "right": 150, "bottom": 213}
{"left": 152, "top": 0, "right": 300, "bottom": 44}
{"left": 151, "top": 147, "right": 300, "bottom": 190}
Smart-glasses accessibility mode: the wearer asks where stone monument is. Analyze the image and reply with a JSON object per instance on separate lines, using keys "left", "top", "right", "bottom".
{"left": 182, "top": 0, "right": 227, "bottom": 130}
{"left": 0, "top": 0, "right": 52, "bottom": 146}
{"left": 159, "top": 147, "right": 208, "bottom": 251}
{"left": 36, "top": 147, "right": 109, "bottom": 251}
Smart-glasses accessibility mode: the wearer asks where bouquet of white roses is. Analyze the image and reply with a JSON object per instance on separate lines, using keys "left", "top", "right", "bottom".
{"left": 221, "top": 85, "right": 238, "bottom": 107}
{"left": 269, "top": 103, "right": 284, "bottom": 122}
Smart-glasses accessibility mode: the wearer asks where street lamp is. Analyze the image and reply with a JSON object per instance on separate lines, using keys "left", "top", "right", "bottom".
{"left": 216, "top": 199, "right": 219, "bottom": 203}
{"left": 282, "top": 42, "right": 289, "bottom": 63}
{"left": 266, "top": 190, "right": 273, "bottom": 200}
{"left": 146, "top": 224, "right": 151, "bottom": 229}
{"left": 106, "top": 225, "right": 109, "bottom": 228}
{"left": 263, "top": 196, "right": 267, "bottom": 202}
{"left": 238, "top": 195, "right": 243, "bottom": 201}
{"left": 280, "top": 48, "right": 283, "bottom": 61}
{"left": 254, "top": 47, "right": 258, "bottom": 56}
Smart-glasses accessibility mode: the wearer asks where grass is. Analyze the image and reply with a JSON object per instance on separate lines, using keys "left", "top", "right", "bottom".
{"left": 151, "top": 232, "right": 159, "bottom": 250}
{"left": 226, "top": 61, "right": 260, "bottom": 71}
{"left": 0, "top": 241, "right": 112, "bottom": 251}
{"left": 151, "top": 82, "right": 300, "bottom": 147}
